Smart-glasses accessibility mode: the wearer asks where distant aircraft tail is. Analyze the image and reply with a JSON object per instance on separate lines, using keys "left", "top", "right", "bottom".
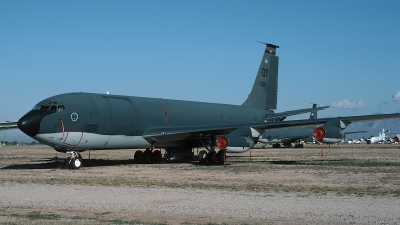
{"left": 309, "top": 104, "right": 318, "bottom": 119}
{"left": 242, "top": 43, "right": 279, "bottom": 110}
{"left": 380, "top": 128, "right": 386, "bottom": 139}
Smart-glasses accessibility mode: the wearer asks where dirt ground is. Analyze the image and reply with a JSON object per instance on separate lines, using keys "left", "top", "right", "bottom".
{"left": 1, "top": 144, "right": 400, "bottom": 224}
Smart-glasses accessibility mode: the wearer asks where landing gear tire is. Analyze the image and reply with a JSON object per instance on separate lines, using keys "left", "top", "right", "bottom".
{"left": 217, "top": 150, "right": 226, "bottom": 164}
{"left": 143, "top": 149, "right": 152, "bottom": 164}
{"left": 198, "top": 150, "right": 207, "bottom": 164}
{"left": 152, "top": 150, "right": 162, "bottom": 164}
{"left": 272, "top": 143, "right": 281, "bottom": 148}
{"left": 207, "top": 151, "right": 218, "bottom": 164}
{"left": 65, "top": 157, "right": 72, "bottom": 169}
{"left": 72, "top": 158, "right": 82, "bottom": 169}
{"left": 134, "top": 150, "right": 144, "bottom": 164}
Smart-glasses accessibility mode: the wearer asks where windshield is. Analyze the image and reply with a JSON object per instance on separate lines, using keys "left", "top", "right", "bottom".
{"left": 32, "top": 104, "right": 65, "bottom": 112}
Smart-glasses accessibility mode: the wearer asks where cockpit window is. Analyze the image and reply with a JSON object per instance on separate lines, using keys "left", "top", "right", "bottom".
{"left": 32, "top": 105, "right": 50, "bottom": 110}
{"left": 49, "top": 105, "right": 57, "bottom": 112}
{"left": 32, "top": 104, "right": 65, "bottom": 112}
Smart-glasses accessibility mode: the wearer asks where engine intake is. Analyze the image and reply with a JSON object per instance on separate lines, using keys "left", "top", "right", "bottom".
{"left": 313, "top": 127, "right": 326, "bottom": 142}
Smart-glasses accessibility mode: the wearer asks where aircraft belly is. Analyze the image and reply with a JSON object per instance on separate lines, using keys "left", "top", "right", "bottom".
{"left": 35, "top": 133, "right": 151, "bottom": 150}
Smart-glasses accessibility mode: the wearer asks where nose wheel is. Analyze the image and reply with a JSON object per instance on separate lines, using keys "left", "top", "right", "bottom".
{"left": 65, "top": 151, "right": 83, "bottom": 169}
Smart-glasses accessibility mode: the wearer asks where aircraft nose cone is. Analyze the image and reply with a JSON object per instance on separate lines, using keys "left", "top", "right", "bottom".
{"left": 18, "top": 110, "right": 52, "bottom": 137}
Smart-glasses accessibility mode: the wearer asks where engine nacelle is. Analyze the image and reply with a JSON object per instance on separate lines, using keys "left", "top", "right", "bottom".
{"left": 217, "top": 135, "right": 255, "bottom": 153}
{"left": 313, "top": 126, "right": 343, "bottom": 143}
{"left": 313, "top": 127, "right": 326, "bottom": 142}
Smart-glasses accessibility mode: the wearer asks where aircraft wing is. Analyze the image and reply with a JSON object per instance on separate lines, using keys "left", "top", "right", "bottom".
{"left": 143, "top": 124, "right": 245, "bottom": 142}
{"left": 0, "top": 121, "right": 18, "bottom": 131}
{"left": 255, "top": 112, "right": 400, "bottom": 131}
{"left": 143, "top": 112, "right": 400, "bottom": 143}
{"left": 264, "top": 106, "right": 329, "bottom": 121}
{"left": 343, "top": 131, "right": 368, "bottom": 135}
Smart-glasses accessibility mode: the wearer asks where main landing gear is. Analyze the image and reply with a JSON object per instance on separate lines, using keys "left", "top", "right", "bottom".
{"left": 134, "top": 148, "right": 162, "bottom": 164}
{"left": 198, "top": 137, "right": 226, "bottom": 165}
{"left": 200, "top": 149, "right": 226, "bottom": 164}
{"left": 65, "top": 151, "right": 83, "bottom": 169}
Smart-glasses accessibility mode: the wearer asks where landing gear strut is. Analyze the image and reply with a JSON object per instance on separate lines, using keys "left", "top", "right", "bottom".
{"left": 65, "top": 151, "right": 83, "bottom": 169}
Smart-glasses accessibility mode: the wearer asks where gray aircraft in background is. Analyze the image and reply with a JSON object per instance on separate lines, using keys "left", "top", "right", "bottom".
{"left": 259, "top": 104, "right": 319, "bottom": 148}
{"left": 259, "top": 104, "right": 367, "bottom": 148}
{"left": 16, "top": 43, "right": 400, "bottom": 168}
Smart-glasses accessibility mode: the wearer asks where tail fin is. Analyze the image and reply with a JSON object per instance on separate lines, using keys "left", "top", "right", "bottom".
{"left": 242, "top": 42, "right": 279, "bottom": 110}
{"left": 309, "top": 104, "right": 318, "bottom": 119}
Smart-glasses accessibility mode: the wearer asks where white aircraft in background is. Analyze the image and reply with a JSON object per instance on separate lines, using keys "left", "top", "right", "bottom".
{"left": 368, "top": 129, "right": 387, "bottom": 144}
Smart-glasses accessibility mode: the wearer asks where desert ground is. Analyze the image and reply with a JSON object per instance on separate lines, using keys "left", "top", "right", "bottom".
{"left": 0, "top": 144, "right": 400, "bottom": 224}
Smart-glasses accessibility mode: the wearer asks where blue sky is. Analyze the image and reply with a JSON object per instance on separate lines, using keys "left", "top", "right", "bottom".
{"left": 1, "top": 0, "right": 400, "bottom": 142}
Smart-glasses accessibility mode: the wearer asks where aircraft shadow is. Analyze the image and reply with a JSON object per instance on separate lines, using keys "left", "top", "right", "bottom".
{"left": 1, "top": 157, "right": 137, "bottom": 170}
{"left": 225, "top": 159, "right": 344, "bottom": 165}
{"left": 1, "top": 157, "right": 344, "bottom": 169}
{"left": 1, "top": 157, "right": 66, "bottom": 170}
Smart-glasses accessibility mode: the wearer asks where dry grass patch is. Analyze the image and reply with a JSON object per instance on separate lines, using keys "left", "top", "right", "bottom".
{"left": 1, "top": 144, "right": 400, "bottom": 196}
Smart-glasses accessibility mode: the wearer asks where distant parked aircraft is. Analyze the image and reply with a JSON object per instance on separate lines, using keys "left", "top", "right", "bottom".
{"left": 259, "top": 105, "right": 367, "bottom": 148}
{"left": 259, "top": 104, "right": 319, "bottom": 148}
{"left": 368, "top": 129, "right": 387, "bottom": 144}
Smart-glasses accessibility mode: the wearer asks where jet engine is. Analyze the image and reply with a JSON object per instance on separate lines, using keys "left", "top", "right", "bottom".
{"left": 313, "top": 127, "right": 326, "bottom": 142}
{"left": 217, "top": 135, "right": 254, "bottom": 153}
{"left": 313, "top": 126, "right": 343, "bottom": 144}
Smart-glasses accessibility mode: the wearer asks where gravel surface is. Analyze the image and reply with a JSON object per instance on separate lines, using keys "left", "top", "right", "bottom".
{"left": 1, "top": 182, "right": 399, "bottom": 224}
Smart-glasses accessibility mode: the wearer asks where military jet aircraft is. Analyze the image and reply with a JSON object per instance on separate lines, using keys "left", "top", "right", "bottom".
{"left": 259, "top": 104, "right": 319, "bottom": 148}
{"left": 17, "top": 43, "right": 400, "bottom": 168}
{"left": 258, "top": 105, "right": 367, "bottom": 148}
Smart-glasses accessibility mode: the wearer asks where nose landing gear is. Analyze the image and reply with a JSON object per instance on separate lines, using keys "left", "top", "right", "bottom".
{"left": 65, "top": 151, "right": 83, "bottom": 169}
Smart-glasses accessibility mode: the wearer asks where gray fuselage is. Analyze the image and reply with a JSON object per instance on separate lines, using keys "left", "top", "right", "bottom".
{"left": 19, "top": 92, "right": 273, "bottom": 151}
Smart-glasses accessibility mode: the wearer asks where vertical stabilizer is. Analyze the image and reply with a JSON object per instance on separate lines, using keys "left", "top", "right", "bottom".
{"left": 309, "top": 104, "right": 318, "bottom": 119}
{"left": 242, "top": 43, "right": 279, "bottom": 110}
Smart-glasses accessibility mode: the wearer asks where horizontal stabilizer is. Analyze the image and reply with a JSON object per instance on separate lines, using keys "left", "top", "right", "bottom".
{"left": 0, "top": 121, "right": 18, "bottom": 131}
